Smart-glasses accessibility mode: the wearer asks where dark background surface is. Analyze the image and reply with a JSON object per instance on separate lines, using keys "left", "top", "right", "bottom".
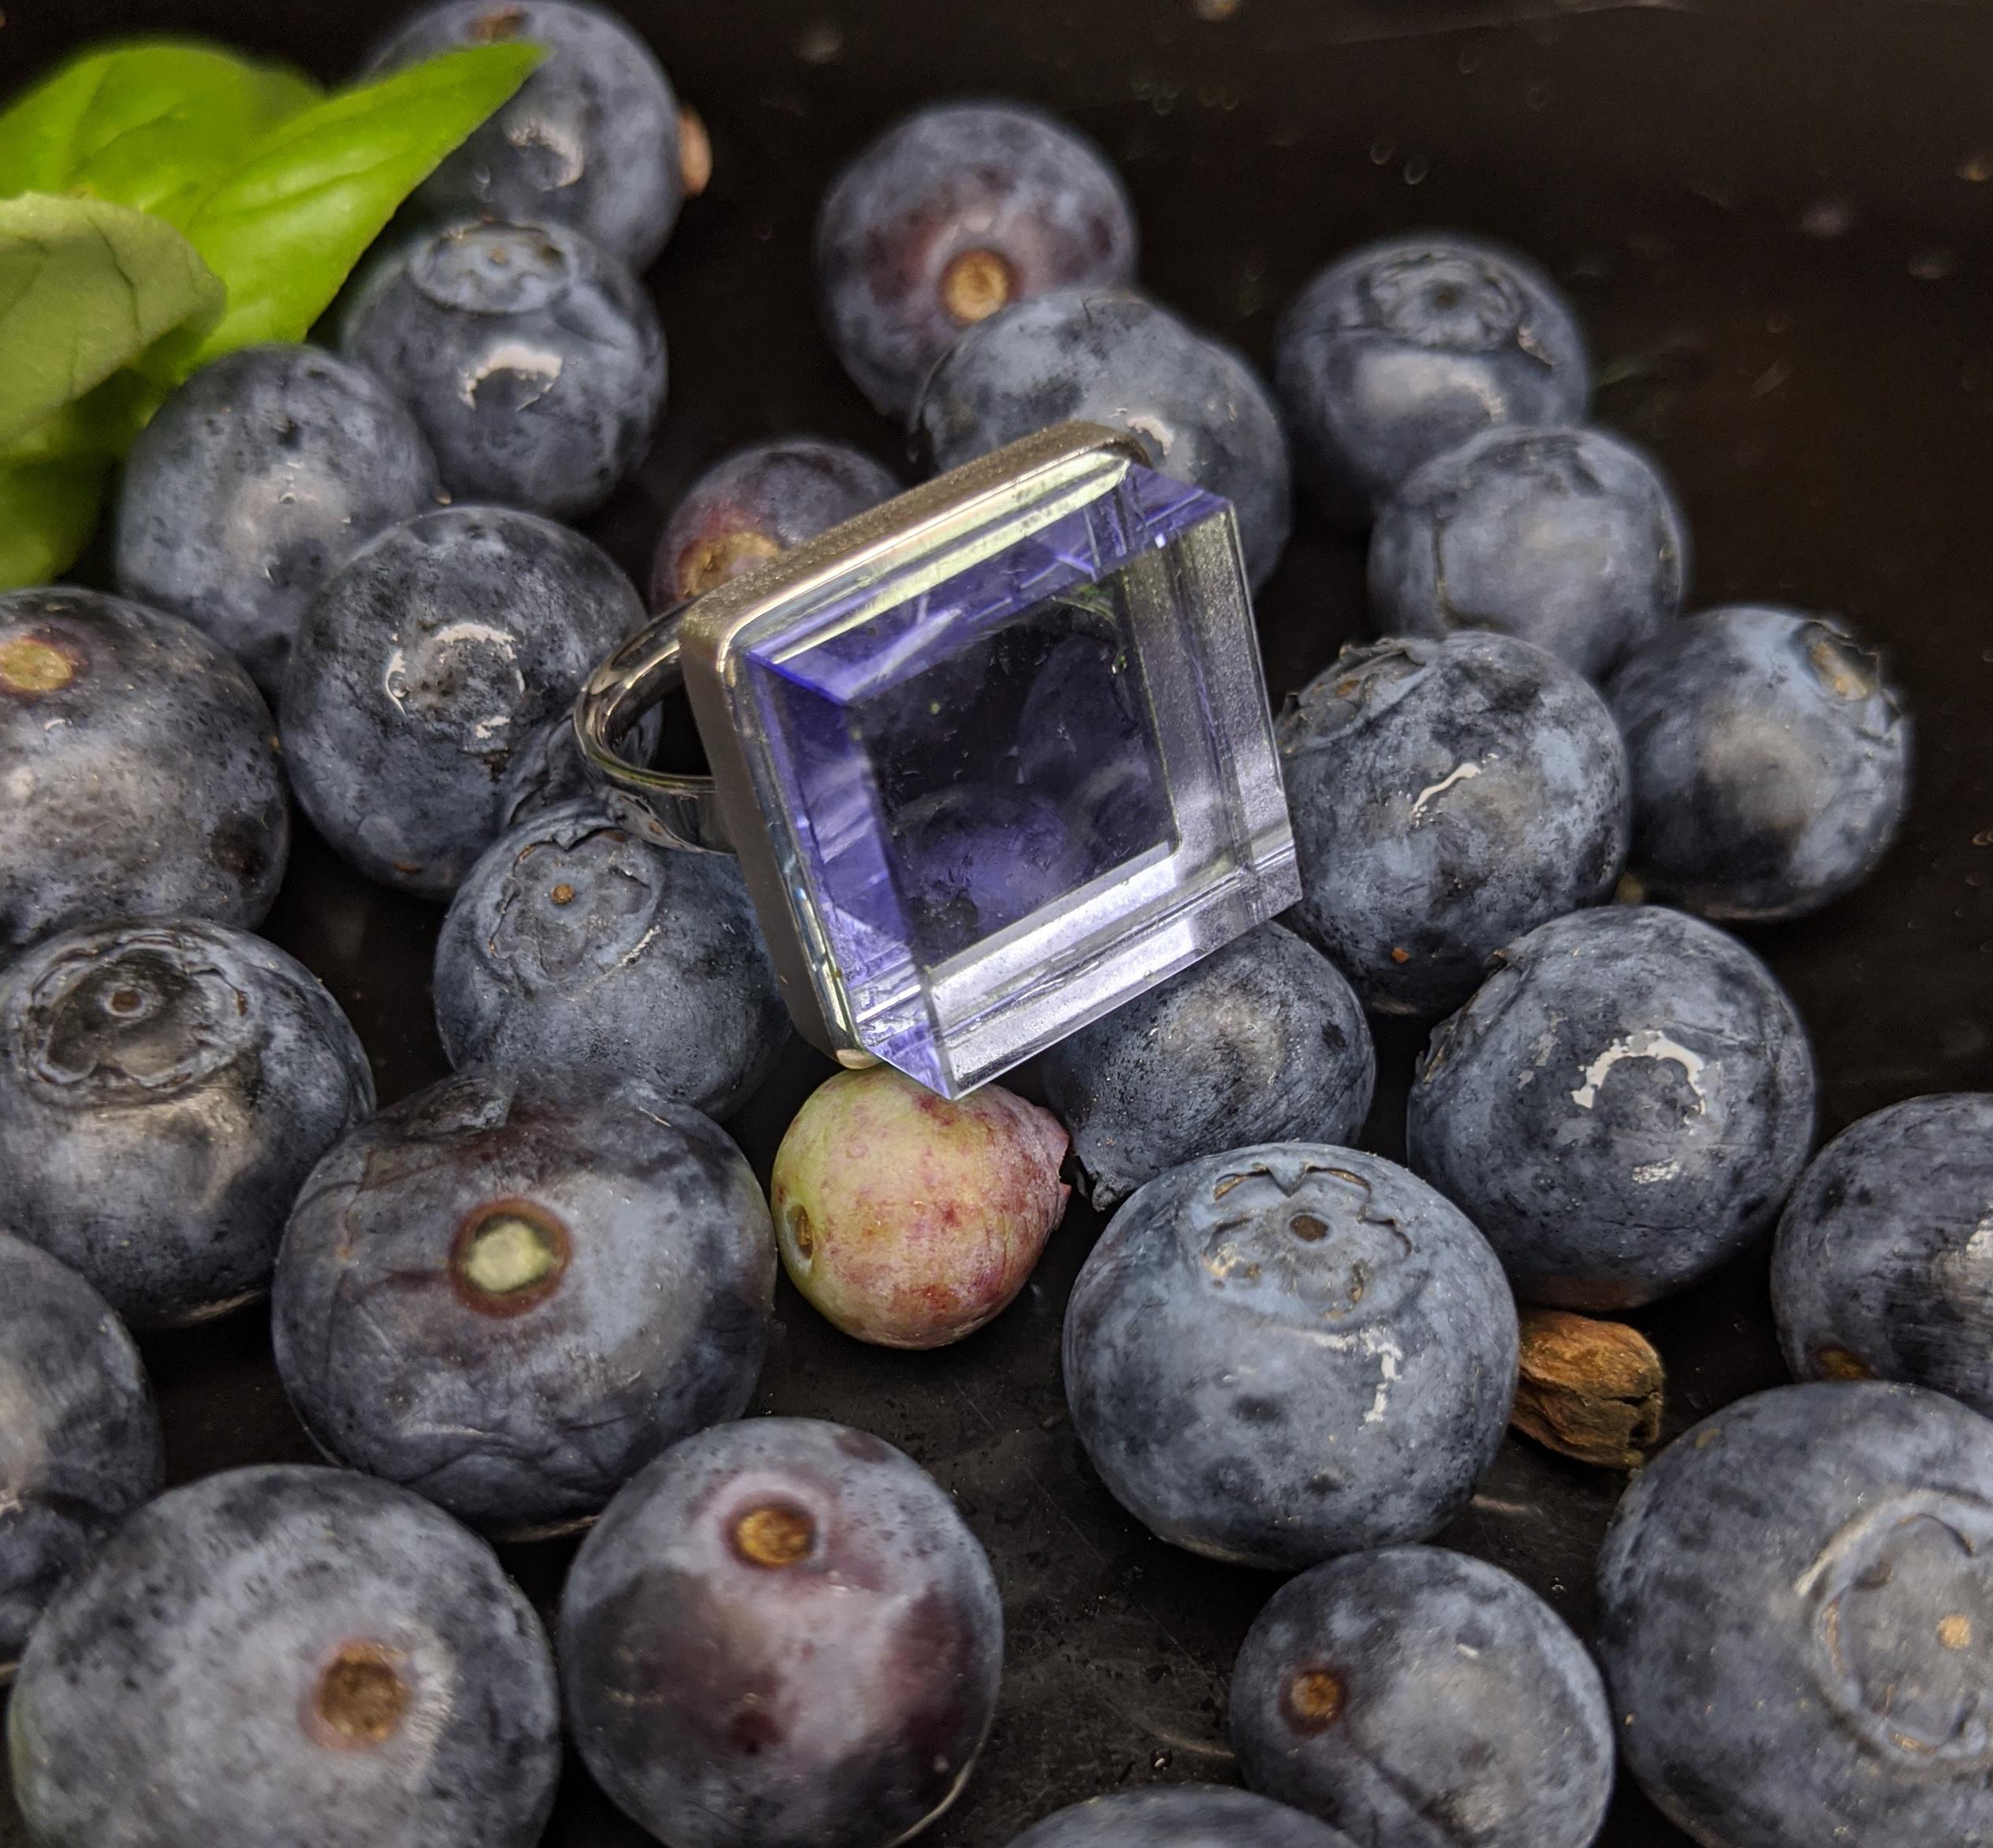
{"left": 5, "top": 0, "right": 1993, "bottom": 1842}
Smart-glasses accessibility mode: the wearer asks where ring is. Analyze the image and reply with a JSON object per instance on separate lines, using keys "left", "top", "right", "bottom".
{"left": 573, "top": 420, "right": 1298, "bottom": 1097}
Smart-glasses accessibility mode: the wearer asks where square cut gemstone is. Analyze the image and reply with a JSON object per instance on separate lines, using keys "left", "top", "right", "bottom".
{"left": 729, "top": 458, "right": 1297, "bottom": 1096}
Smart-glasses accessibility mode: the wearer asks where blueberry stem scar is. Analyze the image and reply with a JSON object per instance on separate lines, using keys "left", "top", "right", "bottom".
{"left": 941, "top": 248, "right": 1015, "bottom": 324}
{"left": 311, "top": 1641, "right": 409, "bottom": 1748}
{"left": 451, "top": 1199, "right": 571, "bottom": 1316}
{"left": 733, "top": 1504, "right": 815, "bottom": 1567}
{"left": 0, "top": 638, "right": 75, "bottom": 695}
{"left": 1283, "top": 1667, "right": 1345, "bottom": 1731}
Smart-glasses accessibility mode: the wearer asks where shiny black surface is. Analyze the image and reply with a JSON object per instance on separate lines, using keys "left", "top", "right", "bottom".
{"left": 6, "top": 2, "right": 1992, "bottom": 1842}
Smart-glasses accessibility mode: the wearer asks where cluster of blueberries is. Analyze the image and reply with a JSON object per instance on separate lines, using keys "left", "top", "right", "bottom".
{"left": 0, "top": 5, "right": 1981, "bottom": 1848}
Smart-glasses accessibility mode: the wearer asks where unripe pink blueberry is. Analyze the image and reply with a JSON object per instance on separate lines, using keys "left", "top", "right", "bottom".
{"left": 771, "top": 1066, "right": 1070, "bottom": 1348}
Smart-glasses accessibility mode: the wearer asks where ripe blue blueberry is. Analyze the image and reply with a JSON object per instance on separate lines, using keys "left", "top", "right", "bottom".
{"left": 653, "top": 436, "right": 900, "bottom": 607}
{"left": 8, "top": 1464, "right": 561, "bottom": 1848}
{"left": 1276, "top": 233, "right": 1591, "bottom": 524}
{"left": 434, "top": 799, "right": 790, "bottom": 1117}
{"left": 1598, "top": 1382, "right": 1993, "bottom": 1848}
{"left": 1368, "top": 424, "right": 1688, "bottom": 681}
{"left": 274, "top": 1068, "right": 774, "bottom": 1539}
{"left": 114, "top": 344, "right": 440, "bottom": 701}
{"left": 1610, "top": 605, "right": 1913, "bottom": 922}
{"left": 915, "top": 288, "right": 1292, "bottom": 588}
{"left": 561, "top": 1417, "right": 1003, "bottom": 1848}
{"left": 0, "top": 1235, "right": 162, "bottom": 1682}
{"left": 1041, "top": 922, "right": 1376, "bottom": 1209}
{"left": 817, "top": 100, "right": 1138, "bottom": 419}
{"left": 1408, "top": 905, "right": 1818, "bottom": 1310}
{"left": 1064, "top": 1143, "right": 1518, "bottom": 1571}
{"left": 1230, "top": 1546, "right": 1615, "bottom": 1848}
{"left": 1277, "top": 632, "right": 1631, "bottom": 1017}
{"left": 281, "top": 505, "right": 644, "bottom": 896}
{"left": 1772, "top": 1093, "right": 1993, "bottom": 1414}
{"left": 340, "top": 218, "right": 665, "bottom": 520}
{"left": 0, "top": 589, "right": 288, "bottom": 956}
{"left": 1006, "top": 1787, "right": 1359, "bottom": 1848}
{"left": 0, "top": 920, "right": 374, "bottom": 1328}
{"left": 363, "top": 0, "right": 687, "bottom": 270}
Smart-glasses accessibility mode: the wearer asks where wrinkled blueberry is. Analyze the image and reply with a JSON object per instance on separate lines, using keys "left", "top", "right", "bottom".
{"left": 1064, "top": 1143, "right": 1518, "bottom": 1571}
{"left": 1041, "top": 922, "right": 1376, "bottom": 1210}
{"left": 282, "top": 505, "right": 643, "bottom": 896}
{"left": 1276, "top": 233, "right": 1590, "bottom": 524}
{"left": 363, "top": 0, "right": 686, "bottom": 270}
{"left": 1368, "top": 424, "right": 1688, "bottom": 681}
{"left": 274, "top": 1068, "right": 774, "bottom": 1538}
{"left": 114, "top": 344, "right": 440, "bottom": 700}
{"left": 8, "top": 1464, "right": 560, "bottom": 1848}
{"left": 1772, "top": 1093, "right": 1993, "bottom": 1414}
{"left": 0, "top": 589, "right": 289, "bottom": 956}
{"left": 0, "top": 920, "right": 374, "bottom": 1328}
{"left": 1610, "top": 605, "right": 1913, "bottom": 921}
{"left": 340, "top": 218, "right": 665, "bottom": 520}
{"left": 1598, "top": 1383, "right": 1993, "bottom": 1848}
{"left": 653, "top": 436, "right": 900, "bottom": 606}
{"left": 1006, "top": 1787, "right": 1359, "bottom": 1848}
{"left": 772, "top": 1066, "right": 1070, "bottom": 1349}
{"left": 1277, "top": 632, "right": 1631, "bottom": 1017}
{"left": 435, "top": 798, "right": 789, "bottom": 1119}
{"left": 561, "top": 1417, "right": 1003, "bottom": 1848}
{"left": 817, "top": 100, "right": 1138, "bottom": 418}
{"left": 0, "top": 1235, "right": 162, "bottom": 1682}
{"left": 915, "top": 289, "right": 1292, "bottom": 589}
{"left": 1231, "top": 1546, "right": 1615, "bottom": 1848}
{"left": 1408, "top": 905, "right": 1817, "bottom": 1310}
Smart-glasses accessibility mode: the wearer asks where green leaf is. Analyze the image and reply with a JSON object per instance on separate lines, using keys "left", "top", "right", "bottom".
{"left": 0, "top": 451, "right": 111, "bottom": 588}
{"left": 0, "top": 40, "right": 321, "bottom": 224}
{"left": 166, "top": 42, "right": 542, "bottom": 369}
{"left": 0, "top": 192, "right": 225, "bottom": 449}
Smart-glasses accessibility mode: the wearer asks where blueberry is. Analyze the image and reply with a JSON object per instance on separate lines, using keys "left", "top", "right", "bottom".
{"left": 281, "top": 505, "right": 644, "bottom": 896}
{"left": 1771, "top": 1094, "right": 1993, "bottom": 1413}
{"left": 0, "top": 919, "right": 373, "bottom": 1328}
{"left": 1005, "top": 1787, "right": 1359, "bottom": 1848}
{"left": 114, "top": 344, "right": 441, "bottom": 700}
{"left": 1407, "top": 905, "right": 1817, "bottom": 1310}
{"left": 1368, "top": 424, "right": 1688, "bottom": 681}
{"left": 434, "top": 798, "right": 790, "bottom": 1119}
{"left": 1064, "top": 1143, "right": 1518, "bottom": 1571}
{"left": 0, "top": 589, "right": 289, "bottom": 956}
{"left": 1277, "top": 632, "right": 1631, "bottom": 1017}
{"left": 1276, "top": 234, "right": 1591, "bottom": 524}
{"left": 561, "top": 1417, "right": 1003, "bottom": 1848}
{"left": 653, "top": 437, "right": 900, "bottom": 607}
{"left": 0, "top": 1235, "right": 162, "bottom": 1682}
{"left": 817, "top": 100, "right": 1139, "bottom": 419}
{"left": 1609, "top": 605, "right": 1913, "bottom": 922}
{"left": 274, "top": 1068, "right": 773, "bottom": 1538}
{"left": 1230, "top": 1546, "right": 1615, "bottom": 1848}
{"left": 340, "top": 218, "right": 665, "bottom": 520}
{"left": 363, "top": 0, "right": 686, "bottom": 270}
{"left": 8, "top": 1463, "right": 561, "bottom": 1848}
{"left": 1598, "top": 1382, "right": 1993, "bottom": 1848}
{"left": 1041, "top": 922, "right": 1376, "bottom": 1210}
{"left": 915, "top": 289, "right": 1292, "bottom": 589}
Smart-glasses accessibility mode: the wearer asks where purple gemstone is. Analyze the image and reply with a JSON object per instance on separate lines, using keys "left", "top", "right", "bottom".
{"left": 732, "top": 459, "right": 1295, "bottom": 1093}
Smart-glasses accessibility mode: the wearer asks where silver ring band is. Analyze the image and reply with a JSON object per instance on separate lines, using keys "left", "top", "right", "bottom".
{"left": 572, "top": 606, "right": 734, "bottom": 854}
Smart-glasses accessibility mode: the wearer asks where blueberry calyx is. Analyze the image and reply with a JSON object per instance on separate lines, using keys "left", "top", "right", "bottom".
{"left": 941, "top": 248, "right": 1015, "bottom": 324}
{"left": 1282, "top": 1667, "right": 1346, "bottom": 1734}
